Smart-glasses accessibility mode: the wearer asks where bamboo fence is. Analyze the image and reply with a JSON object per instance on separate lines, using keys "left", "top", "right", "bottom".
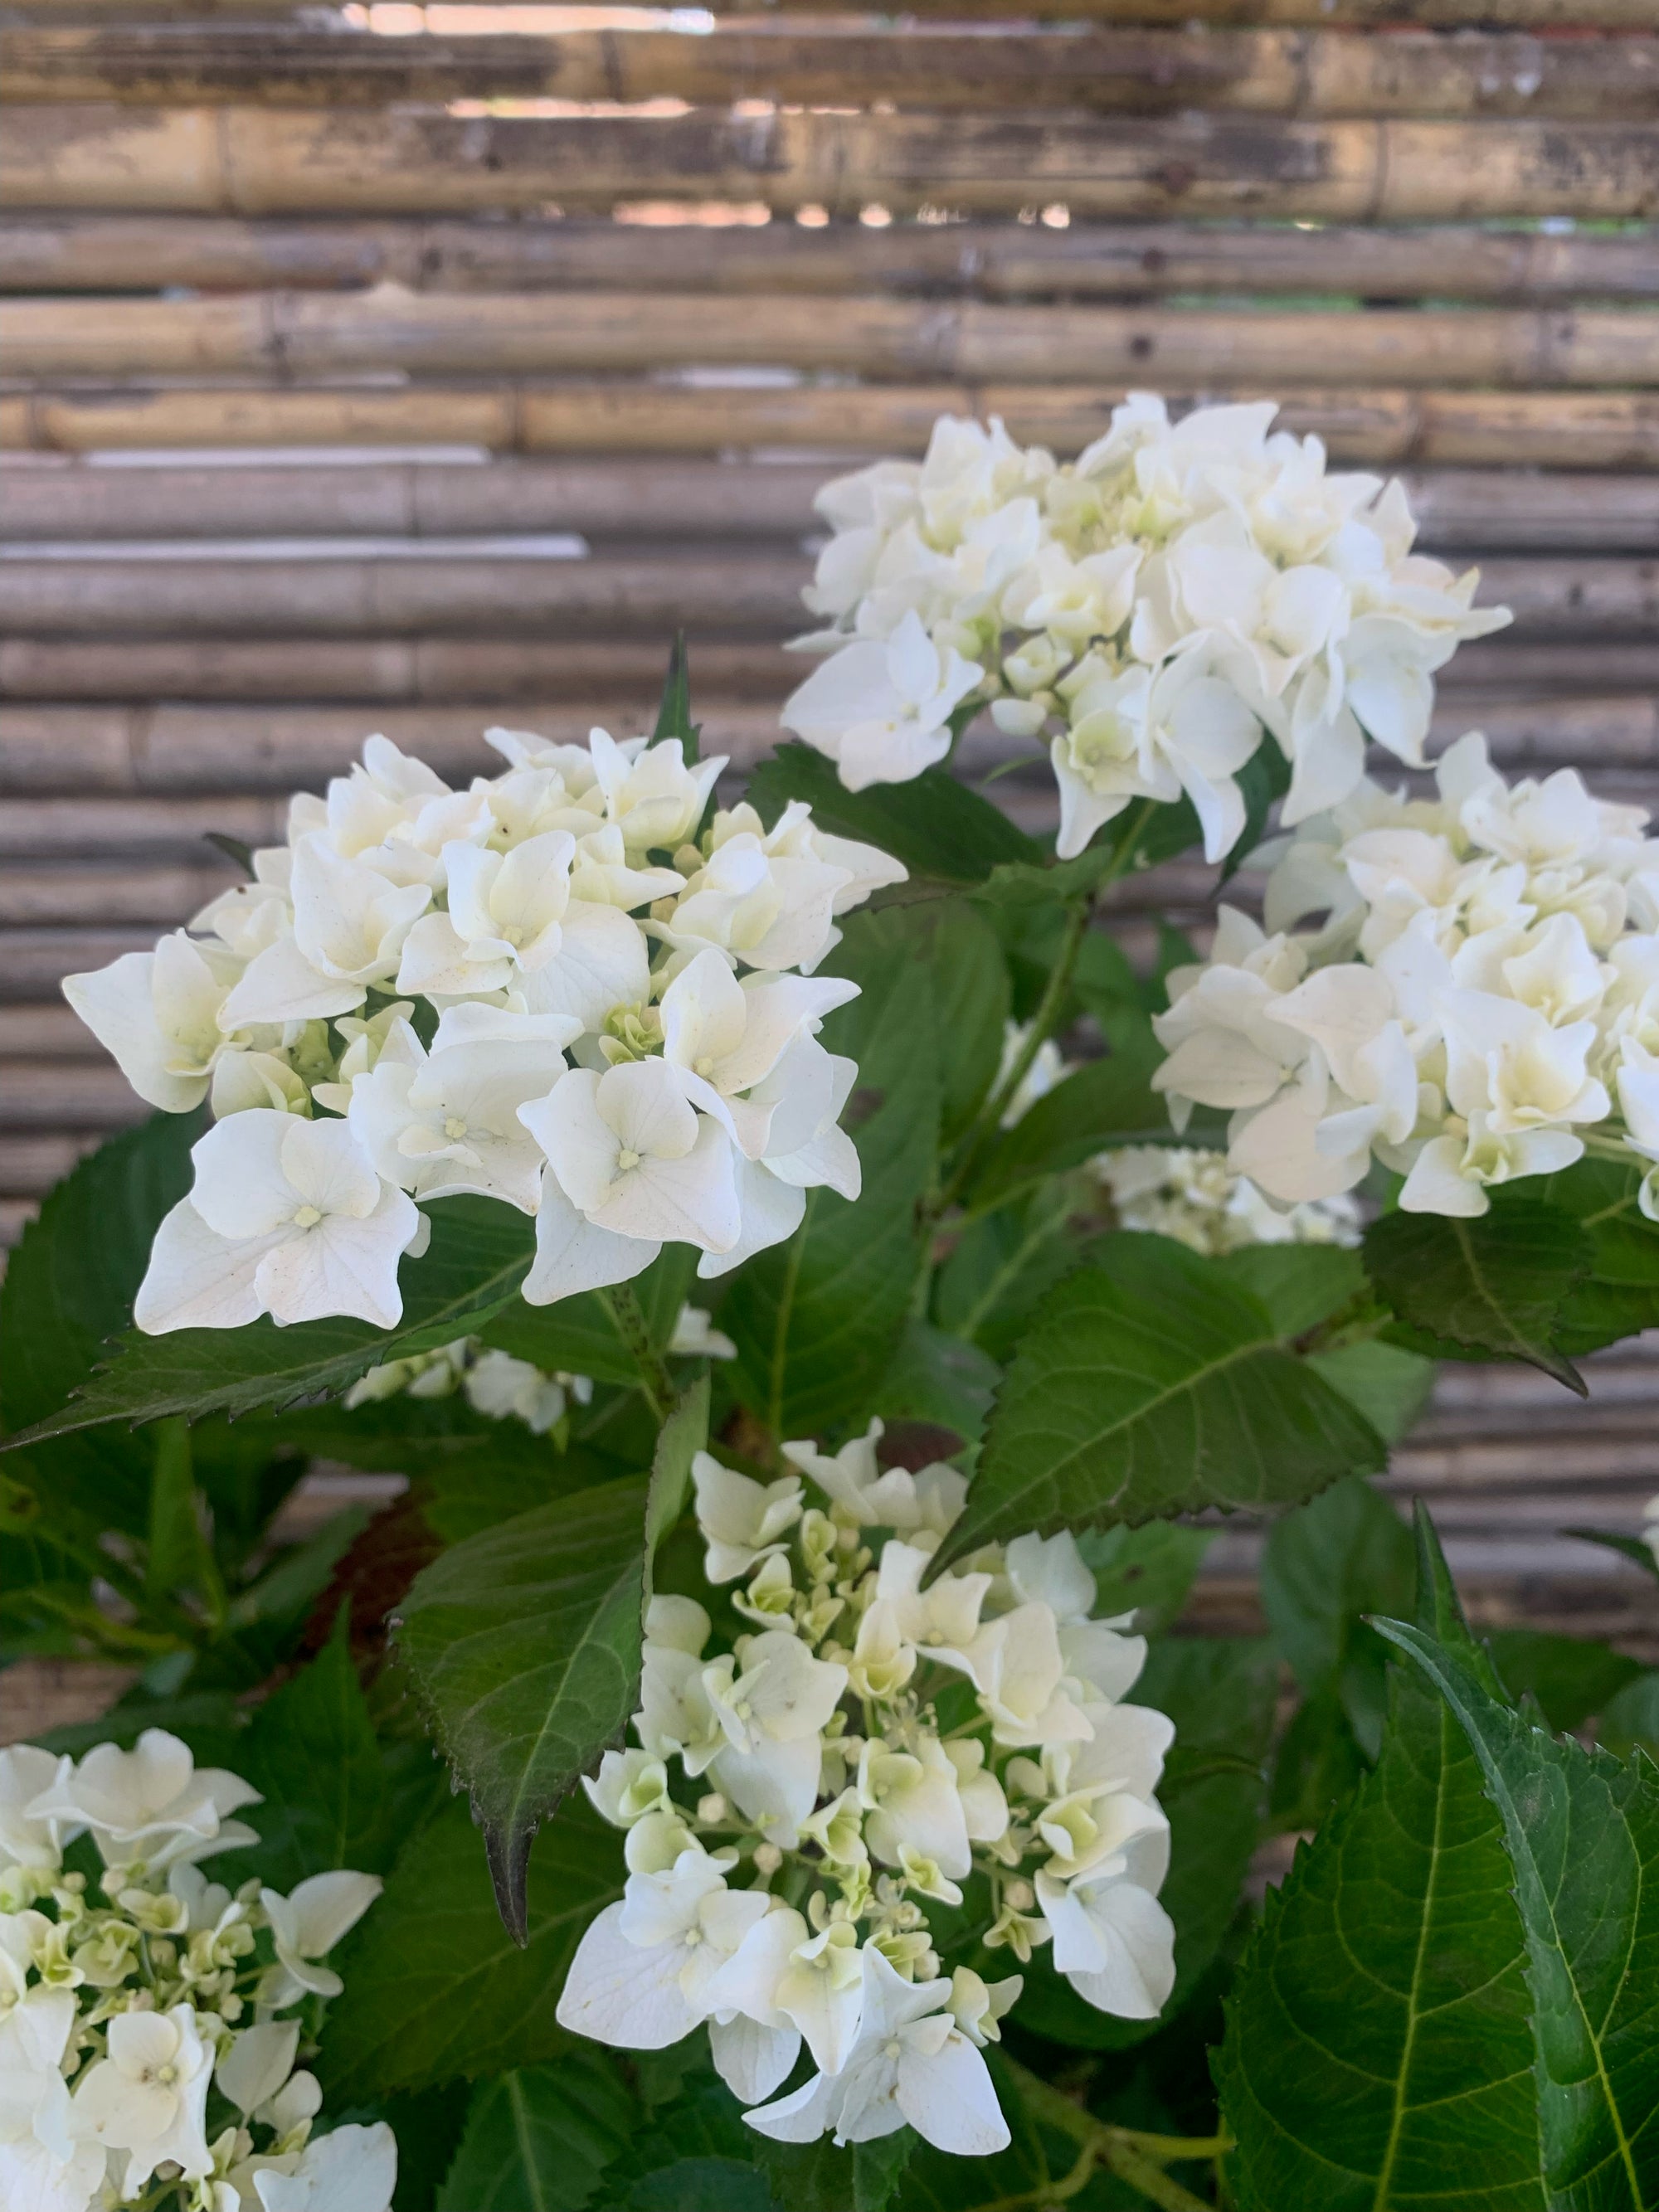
{"left": 1, "top": 0, "right": 1657, "bottom": 1639}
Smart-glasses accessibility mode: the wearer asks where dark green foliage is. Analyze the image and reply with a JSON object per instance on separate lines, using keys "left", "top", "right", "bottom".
{"left": 1365, "top": 1198, "right": 1593, "bottom": 1390}
{"left": 722, "top": 907, "right": 942, "bottom": 1438}
{"left": 746, "top": 741, "right": 1039, "bottom": 886}
{"left": 321, "top": 1796, "right": 624, "bottom": 2102}
{"left": 435, "top": 2053, "right": 638, "bottom": 2210}
{"left": 394, "top": 1479, "right": 650, "bottom": 1943}
{"left": 1220, "top": 1512, "right": 1542, "bottom": 2210}
{"left": 934, "top": 1236, "right": 1385, "bottom": 1568}
{"left": 7, "top": 1195, "right": 536, "bottom": 1441}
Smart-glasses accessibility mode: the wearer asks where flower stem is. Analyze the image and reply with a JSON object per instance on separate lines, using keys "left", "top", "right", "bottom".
{"left": 1000, "top": 2059, "right": 1228, "bottom": 2210}
{"left": 597, "top": 1282, "right": 674, "bottom": 1421}
{"left": 1102, "top": 2142, "right": 1217, "bottom": 2212}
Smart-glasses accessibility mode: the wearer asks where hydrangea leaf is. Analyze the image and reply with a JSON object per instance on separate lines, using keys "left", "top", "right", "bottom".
{"left": 1219, "top": 1660, "right": 1540, "bottom": 2205}
{"left": 1535, "top": 1156, "right": 1659, "bottom": 1358}
{"left": 932, "top": 1185, "right": 1095, "bottom": 1364}
{"left": 480, "top": 1247, "right": 698, "bottom": 1392}
{"left": 2, "top": 1194, "right": 536, "bottom": 1444}
{"left": 721, "top": 907, "right": 942, "bottom": 1439}
{"left": 0, "top": 1111, "right": 201, "bottom": 1534}
{"left": 1364, "top": 1198, "right": 1593, "bottom": 1393}
{"left": 963, "top": 1033, "right": 1170, "bottom": 1215}
{"left": 746, "top": 740, "right": 1039, "bottom": 886}
{"left": 1262, "top": 1475, "right": 1417, "bottom": 1761}
{"left": 932, "top": 1235, "right": 1385, "bottom": 1572}
{"left": 435, "top": 2054, "right": 639, "bottom": 2212}
{"left": 611, "top": 2070, "right": 781, "bottom": 2211}
{"left": 651, "top": 629, "right": 701, "bottom": 763}
{"left": 320, "top": 1794, "right": 625, "bottom": 2101}
{"left": 236, "top": 1608, "right": 399, "bottom": 1893}
{"left": 753, "top": 2126, "right": 916, "bottom": 2212}
{"left": 1485, "top": 1628, "right": 1645, "bottom": 1735}
{"left": 393, "top": 1476, "right": 650, "bottom": 1944}
{"left": 1373, "top": 1607, "right": 1659, "bottom": 2210}
{"left": 645, "top": 1375, "right": 710, "bottom": 1562}
{"left": 1075, "top": 1520, "right": 1213, "bottom": 1638}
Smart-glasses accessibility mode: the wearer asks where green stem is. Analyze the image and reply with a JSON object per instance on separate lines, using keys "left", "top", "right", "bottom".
{"left": 597, "top": 1282, "right": 674, "bottom": 1421}
{"left": 1102, "top": 2142, "right": 1216, "bottom": 2212}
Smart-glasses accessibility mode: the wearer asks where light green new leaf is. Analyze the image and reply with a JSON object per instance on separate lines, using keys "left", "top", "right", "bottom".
{"left": 1376, "top": 1608, "right": 1659, "bottom": 2208}
{"left": 394, "top": 1477, "right": 649, "bottom": 1943}
{"left": 5, "top": 1195, "right": 536, "bottom": 1445}
{"left": 1365, "top": 1198, "right": 1592, "bottom": 1392}
{"left": 932, "top": 1234, "right": 1385, "bottom": 1571}
{"left": 722, "top": 907, "right": 941, "bottom": 1439}
{"left": 1219, "top": 1641, "right": 1540, "bottom": 2205}
{"left": 436, "top": 2054, "right": 637, "bottom": 2212}
{"left": 320, "top": 1795, "right": 624, "bottom": 2102}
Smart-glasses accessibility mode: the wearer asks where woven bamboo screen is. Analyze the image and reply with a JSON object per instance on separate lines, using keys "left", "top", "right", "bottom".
{"left": 2, "top": 0, "right": 1657, "bottom": 1634}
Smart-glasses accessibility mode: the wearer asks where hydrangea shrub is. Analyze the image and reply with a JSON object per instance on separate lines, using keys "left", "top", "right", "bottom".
{"left": 6, "top": 397, "right": 1659, "bottom": 2211}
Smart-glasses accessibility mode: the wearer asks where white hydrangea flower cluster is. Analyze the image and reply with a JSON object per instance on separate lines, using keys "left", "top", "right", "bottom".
{"left": 1151, "top": 734, "right": 1659, "bottom": 1218}
{"left": 558, "top": 1422, "right": 1175, "bottom": 2158}
{"left": 781, "top": 399, "right": 1507, "bottom": 861}
{"left": 0, "top": 1732, "right": 390, "bottom": 2212}
{"left": 1095, "top": 1145, "right": 1361, "bottom": 1256}
{"left": 61, "top": 727, "right": 905, "bottom": 1336}
{"left": 343, "top": 1334, "right": 596, "bottom": 1435}
{"left": 343, "top": 1304, "right": 734, "bottom": 1432}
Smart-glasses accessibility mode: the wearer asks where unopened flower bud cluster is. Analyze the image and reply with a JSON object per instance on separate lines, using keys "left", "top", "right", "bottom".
{"left": 63, "top": 727, "right": 905, "bottom": 1338}
{"left": 1152, "top": 734, "right": 1659, "bottom": 1218}
{"left": 782, "top": 398, "right": 1506, "bottom": 863}
{"left": 559, "top": 1422, "right": 1175, "bottom": 2158}
{"left": 0, "top": 1731, "right": 390, "bottom": 2212}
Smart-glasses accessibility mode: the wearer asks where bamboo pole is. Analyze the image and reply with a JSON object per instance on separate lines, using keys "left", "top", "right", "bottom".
{"left": 7, "top": 215, "right": 1657, "bottom": 304}
{"left": 7, "top": 291, "right": 1657, "bottom": 388}
{"left": 0, "top": 862, "right": 236, "bottom": 928}
{"left": 6, "top": 383, "right": 1659, "bottom": 469}
{"left": 5, "top": 107, "right": 1657, "bottom": 221}
{"left": 0, "top": 633, "right": 1649, "bottom": 707}
{"left": 0, "top": 555, "right": 812, "bottom": 636}
{"left": 4, "top": 23, "right": 1656, "bottom": 119}
{"left": 0, "top": 459, "right": 826, "bottom": 542}
{"left": 0, "top": 793, "right": 289, "bottom": 853}
{"left": 7, "top": 0, "right": 1657, "bottom": 27}
{"left": 0, "top": 1065, "right": 149, "bottom": 1130}
{"left": 0, "top": 1004, "right": 101, "bottom": 1054}
{"left": 1, "top": 694, "right": 1651, "bottom": 814}
{"left": 0, "top": 703, "right": 784, "bottom": 793}
{"left": 5, "top": 459, "right": 1650, "bottom": 551}
{"left": 1446, "top": 643, "right": 1659, "bottom": 688}
{"left": 1, "top": 934, "right": 153, "bottom": 999}
{"left": 0, "top": 634, "right": 801, "bottom": 703}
